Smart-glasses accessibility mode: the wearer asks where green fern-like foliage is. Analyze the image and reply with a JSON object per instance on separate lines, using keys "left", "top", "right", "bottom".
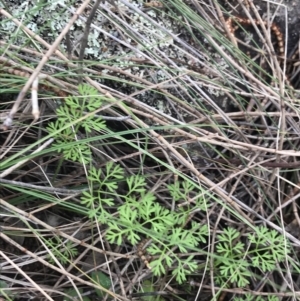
{"left": 215, "top": 226, "right": 290, "bottom": 288}
{"left": 81, "top": 162, "right": 209, "bottom": 284}
{"left": 46, "top": 237, "right": 78, "bottom": 265}
{"left": 47, "top": 84, "right": 106, "bottom": 164}
{"left": 248, "top": 226, "right": 288, "bottom": 271}
{"left": 81, "top": 163, "right": 124, "bottom": 222}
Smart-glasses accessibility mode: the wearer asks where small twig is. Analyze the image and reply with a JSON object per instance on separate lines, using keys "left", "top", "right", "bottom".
{"left": 65, "top": 32, "right": 73, "bottom": 60}
{"left": 213, "top": 1, "right": 237, "bottom": 47}
{"left": 31, "top": 78, "right": 39, "bottom": 120}
{"left": 78, "top": 0, "right": 103, "bottom": 84}
{"left": 100, "top": 115, "right": 131, "bottom": 121}
{"left": 0, "top": 138, "right": 54, "bottom": 178}
{"left": 212, "top": 158, "right": 300, "bottom": 168}
{"left": 0, "top": 178, "right": 86, "bottom": 195}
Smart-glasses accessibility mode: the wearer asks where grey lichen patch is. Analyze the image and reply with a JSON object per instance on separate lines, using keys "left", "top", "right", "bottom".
{"left": 0, "top": 1, "right": 186, "bottom": 71}
{"left": 0, "top": 0, "right": 71, "bottom": 36}
{"left": 0, "top": 0, "right": 230, "bottom": 119}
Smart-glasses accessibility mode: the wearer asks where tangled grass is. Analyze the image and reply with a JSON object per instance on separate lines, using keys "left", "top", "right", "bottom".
{"left": 1, "top": 0, "right": 300, "bottom": 300}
